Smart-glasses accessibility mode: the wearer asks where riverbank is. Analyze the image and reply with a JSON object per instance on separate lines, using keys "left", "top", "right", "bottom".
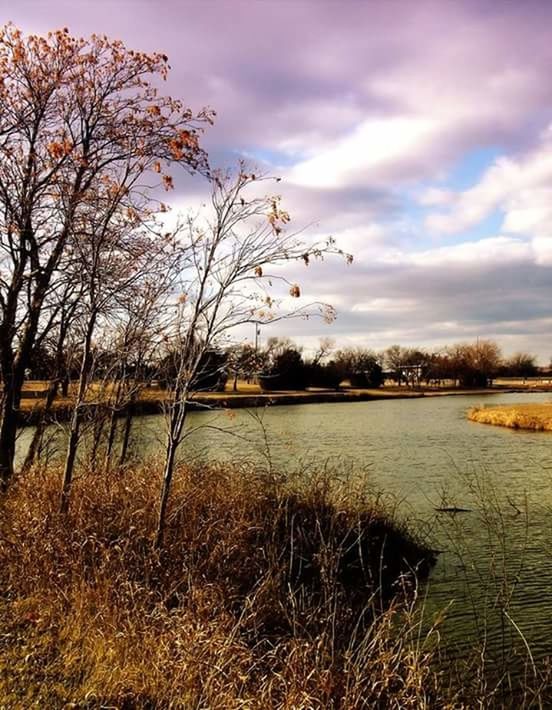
{"left": 17, "top": 381, "right": 536, "bottom": 426}
{"left": 0, "top": 461, "right": 440, "bottom": 707}
{"left": 468, "top": 402, "right": 552, "bottom": 431}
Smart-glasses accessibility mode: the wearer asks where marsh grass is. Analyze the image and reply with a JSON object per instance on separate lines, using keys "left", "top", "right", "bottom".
{"left": 2, "top": 461, "right": 551, "bottom": 707}
{"left": 0, "top": 461, "right": 448, "bottom": 708}
{"left": 427, "top": 461, "right": 552, "bottom": 709}
{"left": 468, "top": 404, "right": 552, "bottom": 431}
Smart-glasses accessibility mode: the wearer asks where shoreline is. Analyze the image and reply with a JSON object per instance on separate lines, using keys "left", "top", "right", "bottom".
{"left": 17, "top": 384, "right": 550, "bottom": 427}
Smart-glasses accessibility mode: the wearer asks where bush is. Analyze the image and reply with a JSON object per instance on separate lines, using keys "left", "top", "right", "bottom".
{"left": 259, "top": 347, "right": 307, "bottom": 391}
{"left": 349, "top": 362, "right": 383, "bottom": 388}
{"left": 304, "top": 360, "right": 343, "bottom": 389}
{"left": 159, "top": 348, "right": 228, "bottom": 391}
{"left": 334, "top": 348, "right": 384, "bottom": 389}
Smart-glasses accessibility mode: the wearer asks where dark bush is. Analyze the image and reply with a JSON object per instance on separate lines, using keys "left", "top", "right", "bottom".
{"left": 259, "top": 347, "right": 306, "bottom": 391}
{"left": 304, "top": 360, "right": 342, "bottom": 389}
{"left": 349, "top": 361, "right": 384, "bottom": 388}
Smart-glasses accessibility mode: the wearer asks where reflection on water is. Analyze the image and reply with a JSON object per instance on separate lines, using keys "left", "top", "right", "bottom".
{"left": 17, "top": 391, "right": 552, "bottom": 666}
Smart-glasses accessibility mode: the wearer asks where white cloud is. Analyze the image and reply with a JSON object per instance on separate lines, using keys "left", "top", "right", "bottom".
{"left": 418, "top": 188, "right": 454, "bottom": 207}
{"left": 532, "top": 236, "right": 552, "bottom": 266}
{"left": 377, "top": 236, "right": 531, "bottom": 268}
{"left": 425, "top": 134, "right": 552, "bottom": 236}
{"left": 288, "top": 116, "right": 440, "bottom": 189}
{"left": 352, "top": 297, "right": 417, "bottom": 313}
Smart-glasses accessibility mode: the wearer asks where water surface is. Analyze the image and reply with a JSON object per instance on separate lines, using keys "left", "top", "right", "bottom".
{"left": 19, "top": 391, "right": 552, "bottom": 667}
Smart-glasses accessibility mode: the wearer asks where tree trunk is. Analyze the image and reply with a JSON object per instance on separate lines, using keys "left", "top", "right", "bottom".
{"left": 104, "top": 375, "right": 126, "bottom": 470}
{"left": 104, "top": 408, "right": 118, "bottom": 469}
{"left": 118, "top": 406, "right": 134, "bottom": 468}
{"left": 0, "top": 401, "right": 18, "bottom": 492}
{"left": 0, "top": 366, "right": 24, "bottom": 491}
{"left": 21, "top": 379, "right": 60, "bottom": 473}
{"left": 155, "top": 396, "right": 188, "bottom": 547}
{"left": 155, "top": 437, "right": 178, "bottom": 548}
{"left": 60, "top": 406, "right": 81, "bottom": 513}
{"left": 60, "top": 313, "right": 96, "bottom": 512}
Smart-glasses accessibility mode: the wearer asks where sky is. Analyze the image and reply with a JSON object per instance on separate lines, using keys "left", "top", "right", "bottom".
{"left": 6, "top": 0, "right": 552, "bottom": 361}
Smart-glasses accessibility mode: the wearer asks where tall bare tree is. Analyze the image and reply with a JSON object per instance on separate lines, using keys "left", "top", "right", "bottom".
{"left": 59, "top": 198, "right": 179, "bottom": 511}
{"left": 155, "top": 167, "right": 351, "bottom": 545}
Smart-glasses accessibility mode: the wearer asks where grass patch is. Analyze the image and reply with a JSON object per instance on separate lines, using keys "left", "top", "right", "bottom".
{"left": 468, "top": 403, "right": 552, "bottom": 431}
{"left": 0, "top": 461, "right": 445, "bottom": 708}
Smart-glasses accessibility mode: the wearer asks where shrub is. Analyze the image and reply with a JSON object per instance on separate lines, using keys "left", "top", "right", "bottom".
{"left": 304, "top": 360, "right": 343, "bottom": 389}
{"left": 258, "top": 347, "right": 307, "bottom": 391}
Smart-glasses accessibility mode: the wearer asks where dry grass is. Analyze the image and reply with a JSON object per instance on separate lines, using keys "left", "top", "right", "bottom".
{"left": 16, "top": 378, "right": 506, "bottom": 416}
{"left": 468, "top": 403, "right": 552, "bottom": 431}
{"left": 0, "top": 461, "right": 451, "bottom": 709}
{"left": 2, "top": 461, "right": 551, "bottom": 707}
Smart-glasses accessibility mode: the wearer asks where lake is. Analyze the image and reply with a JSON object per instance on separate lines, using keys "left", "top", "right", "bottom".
{"left": 18, "top": 391, "right": 552, "bottom": 670}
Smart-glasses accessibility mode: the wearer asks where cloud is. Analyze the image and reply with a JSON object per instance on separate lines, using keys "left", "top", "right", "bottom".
{"left": 404, "top": 236, "right": 532, "bottom": 268}
{"left": 425, "top": 142, "right": 552, "bottom": 236}
{"left": 8, "top": 0, "right": 552, "bottom": 359}
{"left": 289, "top": 116, "right": 440, "bottom": 189}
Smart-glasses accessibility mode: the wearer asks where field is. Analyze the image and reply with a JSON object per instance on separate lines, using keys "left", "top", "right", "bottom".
{"left": 468, "top": 402, "right": 552, "bottom": 431}
{"left": 16, "top": 379, "right": 505, "bottom": 420}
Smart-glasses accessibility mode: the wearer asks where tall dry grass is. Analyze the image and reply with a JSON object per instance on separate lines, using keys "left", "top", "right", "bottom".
{"left": 3, "top": 461, "right": 550, "bottom": 707}
{"left": 468, "top": 404, "right": 552, "bottom": 431}
{"left": 0, "top": 460, "right": 452, "bottom": 708}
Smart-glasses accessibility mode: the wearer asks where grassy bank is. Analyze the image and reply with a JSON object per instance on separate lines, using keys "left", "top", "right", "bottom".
{"left": 2, "top": 462, "right": 552, "bottom": 707}
{"left": 0, "top": 461, "right": 444, "bottom": 708}
{"left": 16, "top": 380, "right": 515, "bottom": 427}
{"left": 468, "top": 403, "right": 552, "bottom": 431}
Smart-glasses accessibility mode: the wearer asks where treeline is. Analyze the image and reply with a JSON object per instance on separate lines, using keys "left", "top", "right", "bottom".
{"left": 225, "top": 338, "right": 540, "bottom": 391}
{"left": 24, "top": 336, "right": 540, "bottom": 396}
{"left": 380, "top": 341, "right": 539, "bottom": 387}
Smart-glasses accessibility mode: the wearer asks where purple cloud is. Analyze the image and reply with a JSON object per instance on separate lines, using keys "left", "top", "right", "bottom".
{"left": 8, "top": 0, "right": 552, "bottom": 359}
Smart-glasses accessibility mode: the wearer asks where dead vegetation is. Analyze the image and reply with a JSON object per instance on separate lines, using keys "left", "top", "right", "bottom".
{"left": 0, "top": 461, "right": 450, "bottom": 708}
{"left": 468, "top": 403, "right": 552, "bottom": 431}
{"left": 2, "top": 462, "right": 551, "bottom": 707}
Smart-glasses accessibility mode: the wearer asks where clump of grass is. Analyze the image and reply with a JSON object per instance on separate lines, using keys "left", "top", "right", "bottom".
{"left": 0, "top": 460, "right": 448, "bottom": 708}
{"left": 468, "top": 403, "right": 552, "bottom": 431}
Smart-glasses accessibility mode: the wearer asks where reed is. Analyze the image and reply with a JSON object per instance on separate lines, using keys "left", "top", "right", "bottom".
{"left": 468, "top": 403, "right": 552, "bottom": 431}
{"left": 0, "top": 460, "right": 445, "bottom": 708}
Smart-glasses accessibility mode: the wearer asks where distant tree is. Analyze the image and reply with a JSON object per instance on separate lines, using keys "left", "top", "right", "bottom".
{"left": 226, "top": 343, "right": 264, "bottom": 391}
{"left": 334, "top": 348, "right": 383, "bottom": 388}
{"left": 447, "top": 340, "right": 502, "bottom": 387}
{"left": 384, "top": 345, "right": 408, "bottom": 386}
{"left": 502, "top": 352, "right": 538, "bottom": 378}
{"left": 383, "top": 346, "right": 433, "bottom": 388}
{"left": 26, "top": 345, "right": 56, "bottom": 381}
{"left": 312, "top": 337, "right": 335, "bottom": 365}
{"left": 259, "top": 345, "right": 306, "bottom": 391}
{"left": 303, "top": 338, "right": 340, "bottom": 389}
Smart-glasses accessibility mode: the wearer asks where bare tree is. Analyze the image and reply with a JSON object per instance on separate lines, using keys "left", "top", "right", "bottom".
{"left": 155, "top": 167, "right": 351, "bottom": 545}
{"left": 102, "top": 270, "right": 179, "bottom": 469}
{"left": 59, "top": 200, "right": 177, "bottom": 511}
{"left": 21, "top": 275, "right": 83, "bottom": 472}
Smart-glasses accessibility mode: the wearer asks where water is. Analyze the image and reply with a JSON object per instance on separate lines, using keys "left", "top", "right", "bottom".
{"left": 18, "top": 391, "right": 552, "bottom": 667}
